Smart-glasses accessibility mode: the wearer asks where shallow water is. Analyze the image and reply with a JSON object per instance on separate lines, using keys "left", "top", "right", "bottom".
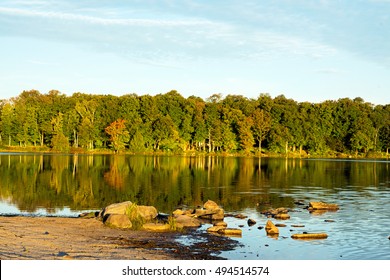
{"left": 0, "top": 154, "right": 389, "bottom": 259}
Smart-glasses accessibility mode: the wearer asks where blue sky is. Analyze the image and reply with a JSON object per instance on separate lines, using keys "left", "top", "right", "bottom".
{"left": 1, "top": 0, "right": 389, "bottom": 104}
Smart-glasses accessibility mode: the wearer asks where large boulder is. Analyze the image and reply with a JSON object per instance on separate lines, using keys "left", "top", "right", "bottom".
{"left": 104, "top": 214, "right": 132, "bottom": 229}
{"left": 194, "top": 208, "right": 225, "bottom": 220}
{"left": 174, "top": 215, "right": 201, "bottom": 228}
{"left": 100, "top": 201, "right": 158, "bottom": 223}
{"left": 100, "top": 201, "right": 133, "bottom": 217}
{"left": 137, "top": 205, "right": 158, "bottom": 222}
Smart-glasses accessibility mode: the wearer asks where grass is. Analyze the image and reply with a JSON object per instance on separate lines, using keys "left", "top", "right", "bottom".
{"left": 125, "top": 203, "right": 145, "bottom": 230}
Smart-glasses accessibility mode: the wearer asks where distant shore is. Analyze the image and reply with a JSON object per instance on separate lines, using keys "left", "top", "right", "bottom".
{"left": 0, "top": 146, "right": 388, "bottom": 159}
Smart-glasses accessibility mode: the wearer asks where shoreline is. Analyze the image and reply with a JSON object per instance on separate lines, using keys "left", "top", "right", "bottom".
{"left": 0, "top": 216, "right": 234, "bottom": 260}
{"left": 0, "top": 148, "right": 389, "bottom": 159}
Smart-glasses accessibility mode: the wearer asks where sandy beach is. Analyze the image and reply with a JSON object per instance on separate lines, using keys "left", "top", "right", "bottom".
{"left": 0, "top": 216, "right": 230, "bottom": 260}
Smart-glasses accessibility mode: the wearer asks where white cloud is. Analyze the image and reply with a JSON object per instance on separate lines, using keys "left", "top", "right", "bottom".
{"left": 0, "top": 7, "right": 219, "bottom": 27}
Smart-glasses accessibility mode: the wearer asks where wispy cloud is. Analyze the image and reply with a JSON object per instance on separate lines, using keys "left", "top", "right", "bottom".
{"left": 0, "top": 7, "right": 219, "bottom": 27}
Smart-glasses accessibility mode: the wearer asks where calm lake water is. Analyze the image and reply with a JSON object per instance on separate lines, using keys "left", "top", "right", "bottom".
{"left": 0, "top": 153, "right": 389, "bottom": 260}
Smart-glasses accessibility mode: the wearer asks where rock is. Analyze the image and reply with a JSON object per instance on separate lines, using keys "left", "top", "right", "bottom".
{"left": 291, "top": 224, "right": 305, "bottom": 228}
{"left": 207, "top": 226, "right": 226, "bottom": 233}
{"left": 214, "top": 221, "right": 227, "bottom": 227}
{"left": 265, "top": 220, "right": 279, "bottom": 235}
{"left": 261, "top": 207, "right": 289, "bottom": 218}
{"left": 100, "top": 201, "right": 133, "bottom": 217}
{"left": 142, "top": 223, "right": 170, "bottom": 232}
{"left": 100, "top": 201, "right": 157, "bottom": 223}
{"left": 324, "top": 219, "right": 335, "bottom": 223}
{"left": 204, "top": 200, "right": 219, "bottom": 210}
{"left": 174, "top": 215, "right": 201, "bottom": 228}
{"left": 234, "top": 214, "right": 248, "bottom": 219}
{"left": 211, "top": 208, "right": 225, "bottom": 220}
{"left": 309, "top": 201, "right": 339, "bottom": 210}
{"left": 275, "top": 223, "right": 287, "bottom": 227}
{"left": 137, "top": 205, "right": 158, "bottom": 221}
{"left": 294, "top": 200, "right": 305, "bottom": 206}
{"left": 291, "top": 233, "right": 328, "bottom": 239}
{"left": 217, "top": 228, "right": 242, "bottom": 236}
{"left": 247, "top": 219, "right": 257, "bottom": 226}
{"left": 172, "top": 209, "right": 185, "bottom": 216}
{"left": 103, "top": 214, "right": 132, "bottom": 229}
{"left": 79, "top": 211, "right": 98, "bottom": 219}
{"left": 274, "top": 214, "right": 290, "bottom": 220}
{"left": 257, "top": 226, "right": 264, "bottom": 230}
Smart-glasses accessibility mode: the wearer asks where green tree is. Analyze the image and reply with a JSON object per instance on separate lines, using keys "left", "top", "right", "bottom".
{"left": 51, "top": 112, "right": 70, "bottom": 152}
{"left": 251, "top": 108, "right": 271, "bottom": 154}
{"left": 0, "top": 102, "right": 15, "bottom": 146}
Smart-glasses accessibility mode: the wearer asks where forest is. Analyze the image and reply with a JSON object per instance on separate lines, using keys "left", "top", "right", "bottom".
{"left": 0, "top": 89, "right": 389, "bottom": 157}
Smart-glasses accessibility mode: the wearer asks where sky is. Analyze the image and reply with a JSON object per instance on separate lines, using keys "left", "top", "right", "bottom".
{"left": 1, "top": 0, "right": 390, "bottom": 105}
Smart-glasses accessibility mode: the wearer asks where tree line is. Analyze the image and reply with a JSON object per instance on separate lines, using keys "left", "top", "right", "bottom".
{"left": 0, "top": 89, "right": 389, "bottom": 156}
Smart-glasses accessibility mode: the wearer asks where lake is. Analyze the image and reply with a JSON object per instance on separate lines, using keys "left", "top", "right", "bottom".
{"left": 0, "top": 153, "right": 389, "bottom": 260}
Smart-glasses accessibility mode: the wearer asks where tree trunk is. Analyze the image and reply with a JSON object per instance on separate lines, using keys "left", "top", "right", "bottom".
{"left": 258, "top": 137, "right": 262, "bottom": 156}
{"left": 208, "top": 129, "right": 211, "bottom": 153}
{"left": 299, "top": 145, "right": 302, "bottom": 157}
{"left": 41, "top": 131, "right": 44, "bottom": 146}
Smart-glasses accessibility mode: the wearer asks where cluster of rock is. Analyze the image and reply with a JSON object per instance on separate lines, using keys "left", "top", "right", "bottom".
{"left": 97, "top": 201, "right": 159, "bottom": 230}
{"left": 82, "top": 199, "right": 339, "bottom": 240}
{"left": 90, "top": 199, "right": 242, "bottom": 236}
{"left": 261, "top": 207, "right": 290, "bottom": 220}
{"left": 172, "top": 200, "right": 242, "bottom": 236}
{"left": 253, "top": 201, "right": 340, "bottom": 239}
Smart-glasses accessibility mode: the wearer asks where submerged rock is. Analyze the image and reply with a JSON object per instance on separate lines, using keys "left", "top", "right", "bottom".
{"left": 217, "top": 228, "right": 242, "bottom": 236}
{"left": 309, "top": 201, "right": 339, "bottom": 210}
{"left": 274, "top": 213, "right": 290, "bottom": 220}
{"left": 234, "top": 214, "right": 248, "bottom": 219}
{"left": 207, "top": 225, "right": 226, "bottom": 233}
{"left": 275, "top": 223, "right": 287, "bottom": 227}
{"left": 291, "top": 232, "right": 328, "bottom": 239}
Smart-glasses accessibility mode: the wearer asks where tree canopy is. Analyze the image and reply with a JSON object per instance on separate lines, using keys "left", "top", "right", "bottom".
{"left": 1, "top": 90, "right": 389, "bottom": 157}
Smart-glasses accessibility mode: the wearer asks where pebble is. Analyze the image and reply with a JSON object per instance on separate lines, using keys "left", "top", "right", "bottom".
{"left": 324, "top": 219, "right": 335, "bottom": 223}
{"left": 247, "top": 218, "right": 257, "bottom": 226}
{"left": 257, "top": 226, "right": 264, "bottom": 230}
